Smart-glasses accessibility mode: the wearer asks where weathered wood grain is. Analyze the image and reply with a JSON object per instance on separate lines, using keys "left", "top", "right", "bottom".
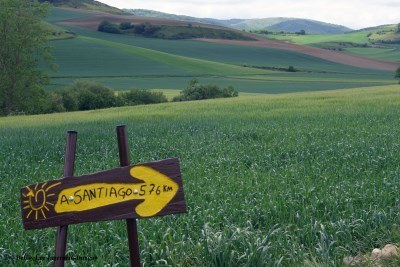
{"left": 21, "top": 158, "right": 186, "bottom": 230}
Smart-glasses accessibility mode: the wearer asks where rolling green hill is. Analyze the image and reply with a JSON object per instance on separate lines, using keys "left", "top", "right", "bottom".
{"left": 48, "top": 6, "right": 253, "bottom": 41}
{"left": 263, "top": 24, "right": 400, "bottom": 62}
{"left": 39, "top": 0, "right": 125, "bottom": 14}
{"left": 47, "top": 24, "right": 394, "bottom": 92}
{"left": 262, "top": 24, "right": 400, "bottom": 46}
{"left": 367, "top": 24, "right": 400, "bottom": 44}
{"left": 124, "top": 9, "right": 230, "bottom": 27}
{"left": 124, "top": 9, "right": 352, "bottom": 34}
{"left": 41, "top": 7, "right": 396, "bottom": 92}
{"left": 43, "top": 21, "right": 75, "bottom": 40}
{"left": 268, "top": 19, "right": 351, "bottom": 34}
{"left": 263, "top": 29, "right": 372, "bottom": 46}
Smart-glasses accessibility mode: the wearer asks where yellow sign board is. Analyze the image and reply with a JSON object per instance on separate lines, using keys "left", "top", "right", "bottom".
{"left": 21, "top": 158, "right": 186, "bottom": 230}
{"left": 55, "top": 166, "right": 178, "bottom": 217}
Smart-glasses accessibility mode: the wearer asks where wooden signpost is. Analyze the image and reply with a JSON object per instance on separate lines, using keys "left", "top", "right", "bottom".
{"left": 20, "top": 125, "right": 186, "bottom": 266}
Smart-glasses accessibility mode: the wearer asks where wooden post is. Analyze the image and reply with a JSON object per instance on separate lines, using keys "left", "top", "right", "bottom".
{"left": 54, "top": 131, "right": 77, "bottom": 267}
{"left": 116, "top": 125, "right": 141, "bottom": 267}
{"left": 21, "top": 127, "right": 186, "bottom": 265}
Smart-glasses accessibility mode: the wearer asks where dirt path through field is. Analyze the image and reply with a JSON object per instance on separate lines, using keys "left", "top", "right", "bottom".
{"left": 198, "top": 38, "right": 399, "bottom": 71}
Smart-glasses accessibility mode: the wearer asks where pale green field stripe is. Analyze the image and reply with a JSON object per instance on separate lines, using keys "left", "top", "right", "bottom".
{"left": 344, "top": 47, "right": 400, "bottom": 62}
{"left": 1, "top": 84, "right": 398, "bottom": 129}
{"left": 78, "top": 36, "right": 271, "bottom": 76}
{"left": 264, "top": 31, "right": 371, "bottom": 45}
{"left": 231, "top": 75, "right": 394, "bottom": 83}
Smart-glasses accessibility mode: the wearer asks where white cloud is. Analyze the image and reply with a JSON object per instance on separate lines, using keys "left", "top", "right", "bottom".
{"left": 99, "top": 0, "right": 400, "bottom": 29}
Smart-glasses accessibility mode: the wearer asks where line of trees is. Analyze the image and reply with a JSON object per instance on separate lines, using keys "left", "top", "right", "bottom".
{"left": 251, "top": 29, "right": 306, "bottom": 35}
{"left": 46, "top": 79, "right": 239, "bottom": 114}
{"left": 98, "top": 20, "right": 160, "bottom": 35}
{"left": 2, "top": 78, "right": 238, "bottom": 115}
{"left": 48, "top": 80, "right": 168, "bottom": 113}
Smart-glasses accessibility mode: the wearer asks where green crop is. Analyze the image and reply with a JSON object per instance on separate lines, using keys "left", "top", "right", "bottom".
{"left": 44, "top": 22, "right": 395, "bottom": 92}
{"left": 1, "top": 85, "right": 399, "bottom": 266}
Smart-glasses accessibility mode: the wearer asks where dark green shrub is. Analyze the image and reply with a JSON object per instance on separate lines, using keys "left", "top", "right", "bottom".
{"left": 142, "top": 22, "right": 160, "bottom": 35}
{"left": 47, "top": 92, "right": 66, "bottom": 113}
{"left": 2, "top": 79, "right": 170, "bottom": 115}
{"left": 60, "top": 80, "right": 119, "bottom": 111}
{"left": 221, "top": 86, "right": 239, "bottom": 97}
{"left": 134, "top": 23, "right": 145, "bottom": 34}
{"left": 131, "top": 22, "right": 161, "bottom": 35}
{"left": 172, "top": 78, "right": 238, "bottom": 102}
{"left": 120, "top": 89, "right": 168, "bottom": 105}
{"left": 119, "top": 22, "right": 133, "bottom": 30}
{"left": 395, "top": 67, "right": 400, "bottom": 84}
{"left": 7, "top": 84, "right": 51, "bottom": 115}
{"left": 77, "top": 80, "right": 118, "bottom": 110}
{"left": 98, "top": 20, "right": 121, "bottom": 34}
{"left": 60, "top": 90, "right": 78, "bottom": 111}
{"left": 296, "top": 29, "right": 306, "bottom": 35}
{"left": 76, "top": 89, "right": 98, "bottom": 110}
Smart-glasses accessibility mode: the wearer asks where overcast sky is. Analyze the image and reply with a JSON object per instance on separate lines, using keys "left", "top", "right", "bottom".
{"left": 98, "top": 0, "right": 400, "bottom": 30}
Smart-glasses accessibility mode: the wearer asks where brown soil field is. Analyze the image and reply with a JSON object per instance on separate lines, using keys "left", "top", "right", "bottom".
{"left": 57, "top": 8, "right": 231, "bottom": 31}
{"left": 198, "top": 38, "right": 399, "bottom": 71}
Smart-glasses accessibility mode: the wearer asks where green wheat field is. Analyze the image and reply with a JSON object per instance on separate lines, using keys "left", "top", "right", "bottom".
{"left": 1, "top": 85, "right": 400, "bottom": 266}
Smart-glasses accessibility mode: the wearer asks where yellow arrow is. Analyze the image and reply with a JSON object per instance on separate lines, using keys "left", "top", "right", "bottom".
{"left": 54, "top": 166, "right": 179, "bottom": 217}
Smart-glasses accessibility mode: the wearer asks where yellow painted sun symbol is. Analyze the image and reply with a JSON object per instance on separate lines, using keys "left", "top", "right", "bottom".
{"left": 22, "top": 182, "right": 61, "bottom": 220}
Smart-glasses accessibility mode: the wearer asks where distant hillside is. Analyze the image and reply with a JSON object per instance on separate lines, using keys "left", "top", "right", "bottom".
{"left": 269, "top": 19, "right": 351, "bottom": 34}
{"left": 124, "top": 9, "right": 352, "bottom": 34}
{"left": 39, "top": 0, "right": 125, "bottom": 14}
{"left": 345, "top": 24, "right": 400, "bottom": 44}
{"left": 42, "top": 21, "right": 75, "bottom": 40}
{"left": 52, "top": 7, "right": 255, "bottom": 41}
{"left": 227, "top": 18, "right": 292, "bottom": 30}
{"left": 125, "top": 9, "right": 229, "bottom": 27}
{"left": 364, "top": 24, "right": 400, "bottom": 44}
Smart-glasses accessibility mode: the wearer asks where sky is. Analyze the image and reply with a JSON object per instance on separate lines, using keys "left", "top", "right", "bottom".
{"left": 98, "top": 0, "right": 400, "bottom": 30}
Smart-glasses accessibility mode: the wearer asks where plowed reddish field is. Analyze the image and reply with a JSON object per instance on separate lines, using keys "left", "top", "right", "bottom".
{"left": 198, "top": 38, "right": 399, "bottom": 71}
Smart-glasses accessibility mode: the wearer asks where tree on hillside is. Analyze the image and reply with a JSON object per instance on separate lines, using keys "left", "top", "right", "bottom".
{"left": 295, "top": 29, "right": 306, "bottom": 35}
{"left": 0, "top": 0, "right": 52, "bottom": 115}
{"left": 395, "top": 67, "right": 400, "bottom": 84}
